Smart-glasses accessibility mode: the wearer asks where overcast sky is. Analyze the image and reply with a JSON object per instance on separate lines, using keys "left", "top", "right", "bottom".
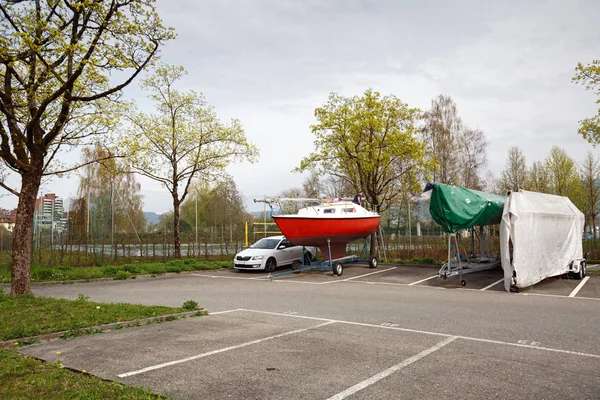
{"left": 2, "top": 0, "right": 599, "bottom": 213}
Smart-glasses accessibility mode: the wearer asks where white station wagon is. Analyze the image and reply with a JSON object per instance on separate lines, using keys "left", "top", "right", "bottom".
{"left": 234, "top": 235, "right": 317, "bottom": 272}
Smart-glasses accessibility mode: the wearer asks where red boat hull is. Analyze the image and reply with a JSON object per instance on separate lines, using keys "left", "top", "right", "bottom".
{"left": 272, "top": 216, "right": 381, "bottom": 260}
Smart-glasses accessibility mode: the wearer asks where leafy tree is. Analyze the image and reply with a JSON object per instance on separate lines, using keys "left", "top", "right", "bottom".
{"left": 0, "top": 0, "right": 173, "bottom": 296}
{"left": 572, "top": 60, "right": 600, "bottom": 144}
{"left": 123, "top": 64, "right": 259, "bottom": 258}
{"left": 545, "top": 146, "right": 584, "bottom": 209}
{"left": 579, "top": 152, "right": 600, "bottom": 242}
{"left": 525, "top": 161, "right": 551, "bottom": 193}
{"left": 298, "top": 89, "right": 426, "bottom": 252}
{"left": 498, "top": 147, "right": 527, "bottom": 194}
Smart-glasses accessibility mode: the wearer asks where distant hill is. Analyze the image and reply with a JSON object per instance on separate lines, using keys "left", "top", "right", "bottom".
{"left": 143, "top": 211, "right": 160, "bottom": 225}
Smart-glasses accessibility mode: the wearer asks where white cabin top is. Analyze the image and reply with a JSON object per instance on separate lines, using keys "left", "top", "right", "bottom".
{"left": 292, "top": 201, "right": 379, "bottom": 218}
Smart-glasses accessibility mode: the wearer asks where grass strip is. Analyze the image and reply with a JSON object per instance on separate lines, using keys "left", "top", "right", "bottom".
{"left": 0, "top": 258, "right": 230, "bottom": 284}
{"left": 0, "top": 291, "right": 199, "bottom": 341}
{"left": 0, "top": 349, "right": 167, "bottom": 399}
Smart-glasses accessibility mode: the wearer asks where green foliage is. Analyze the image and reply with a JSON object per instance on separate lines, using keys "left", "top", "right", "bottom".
{"left": 0, "top": 349, "right": 167, "bottom": 399}
{"left": 114, "top": 271, "right": 131, "bottom": 280}
{"left": 298, "top": 89, "right": 426, "bottom": 212}
{"left": 573, "top": 60, "right": 600, "bottom": 144}
{"left": 0, "top": 295, "right": 189, "bottom": 341}
{"left": 182, "top": 300, "right": 199, "bottom": 310}
{"left": 1, "top": 0, "right": 175, "bottom": 297}
{"left": 121, "top": 64, "right": 259, "bottom": 256}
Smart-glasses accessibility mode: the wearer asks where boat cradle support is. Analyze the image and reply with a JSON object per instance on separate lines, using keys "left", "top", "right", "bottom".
{"left": 438, "top": 226, "right": 501, "bottom": 286}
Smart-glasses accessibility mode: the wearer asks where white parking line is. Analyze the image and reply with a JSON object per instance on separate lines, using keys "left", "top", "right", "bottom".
{"left": 321, "top": 267, "right": 397, "bottom": 284}
{"left": 408, "top": 274, "right": 438, "bottom": 286}
{"left": 326, "top": 336, "right": 458, "bottom": 400}
{"left": 117, "top": 321, "right": 335, "bottom": 378}
{"left": 480, "top": 278, "right": 504, "bottom": 291}
{"left": 569, "top": 276, "right": 590, "bottom": 297}
{"left": 237, "top": 309, "right": 600, "bottom": 359}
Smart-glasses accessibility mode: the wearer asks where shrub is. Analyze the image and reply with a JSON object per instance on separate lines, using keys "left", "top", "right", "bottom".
{"left": 165, "top": 265, "right": 182, "bottom": 273}
{"left": 114, "top": 271, "right": 131, "bottom": 280}
{"left": 34, "top": 269, "right": 53, "bottom": 280}
{"left": 182, "top": 300, "right": 198, "bottom": 310}
{"left": 102, "top": 266, "right": 118, "bottom": 276}
{"left": 122, "top": 264, "right": 142, "bottom": 274}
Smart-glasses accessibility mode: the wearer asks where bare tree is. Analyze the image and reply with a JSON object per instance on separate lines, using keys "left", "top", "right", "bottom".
{"left": 456, "top": 128, "right": 488, "bottom": 189}
{"left": 580, "top": 152, "right": 600, "bottom": 243}
{"left": 421, "top": 95, "right": 462, "bottom": 185}
{"left": 498, "top": 147, "right": 528, "bottom": 194}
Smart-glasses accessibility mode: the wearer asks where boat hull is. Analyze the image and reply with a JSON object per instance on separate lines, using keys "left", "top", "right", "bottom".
{"left": 272, "top": 216, "right": 381, "bottom": 260}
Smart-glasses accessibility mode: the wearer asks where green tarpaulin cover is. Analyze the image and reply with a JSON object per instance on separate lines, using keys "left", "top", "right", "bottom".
{"left": 425, "top": 182, "right": 505, "bottom": 233}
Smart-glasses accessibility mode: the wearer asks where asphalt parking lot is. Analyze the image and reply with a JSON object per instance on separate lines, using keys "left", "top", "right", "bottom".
{"left": 15, "top": 263, "right": 600, "bottom": 399}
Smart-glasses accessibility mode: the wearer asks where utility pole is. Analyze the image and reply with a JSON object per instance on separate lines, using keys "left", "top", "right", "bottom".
{"left": 195, "top": 190, "right": 198, "bottom": 253}
{"left": 111, "top": 182, "right": 115, "bottom": 259}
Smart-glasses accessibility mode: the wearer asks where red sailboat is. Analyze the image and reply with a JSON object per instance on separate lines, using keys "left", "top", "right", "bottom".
{"left": 270, "top": 200, "right": 381, "bottom": 261}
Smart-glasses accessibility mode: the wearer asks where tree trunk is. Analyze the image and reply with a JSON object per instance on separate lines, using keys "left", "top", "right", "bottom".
{"left": 173, "top": 196, "right": 181, "bottom": 259}
{"left": 11, "top": 168, "right": 43, "bottom": 297}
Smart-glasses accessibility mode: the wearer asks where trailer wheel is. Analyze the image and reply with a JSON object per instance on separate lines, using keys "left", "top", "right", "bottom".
{"left": 576, "top": 261, "right": 584, "bottom": 280}
{"left": 291, "top": 260, "right": 301, "bottom": 271}
{"left": 368, "top": 256, "right": 378, "bottom": 268}
{"left": 333, "top": 262, "right": 343, "bottom": 276}
{"left": 460, "top": 280, "right": 466, "bottom": 287}
{"left": 510, "top": 285, "right": 519, "bottom": 293}
{"left": 581, "top": 260, "right": 587, "bottom": 278}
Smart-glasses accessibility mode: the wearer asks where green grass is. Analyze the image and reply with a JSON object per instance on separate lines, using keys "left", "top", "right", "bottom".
{"left": 0, "top": 290, "right": 207, "bottom": 399}
{"left": 0, "top": 259, "right": 231, "bottom": 284}
{"left": 0, "top": 349, "right": 167, "bottom": 399}
{"left": 0, "top": 291, "right": 202, "bottom": 341}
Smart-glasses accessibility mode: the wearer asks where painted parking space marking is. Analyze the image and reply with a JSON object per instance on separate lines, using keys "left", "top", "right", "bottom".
{"left": 236, "top": 309, "right": 600, "bottom": 360}
{"left": 408, "top": 274, "right": 438, "bottom": 286}
{"left": 189, "top": 270, "right": 600, "bottom": 300}
{"left": 321, "top": 267, "right": 397, "bottom": 284}
{"left": 480, "top": 278, "right": 504, "bottom": 291}
{"left": 191, "top": 274, "right": 265, "bottom": 281}
{"left": 117, "top": 320, "right": 335, "bottom": 378}
{"left": 326, "top": 336, "right": 458, "bottom": 400}
{"left": 569, "top": 276, "right": 590, "bottom": 297}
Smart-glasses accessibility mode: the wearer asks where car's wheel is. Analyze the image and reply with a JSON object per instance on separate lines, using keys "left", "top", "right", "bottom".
{"left": 303, "top": 252, "right": 312, "bottom": 265}
{"left": 368, "top": 256, "right": 378, "bottom": 268}
{"left": 265, "top": 258, "right": 277, "bottom": 273}
{"left": 582, "top": 260, "right": 587, "bottom": 277}
{"left": 333, "top": 262, "right": 343, "bottom": 276}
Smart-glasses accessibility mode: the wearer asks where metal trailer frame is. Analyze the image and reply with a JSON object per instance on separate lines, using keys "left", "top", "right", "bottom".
{"left": 268, "top": 239, "right": 378, "bottom": 279}
{"left": 438, "top": 225, "right": 501, "bottom": 286}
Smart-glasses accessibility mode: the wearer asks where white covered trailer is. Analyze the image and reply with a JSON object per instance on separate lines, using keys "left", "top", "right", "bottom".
{"left": 500, "top": 190, "right": 587, "bottom": 292}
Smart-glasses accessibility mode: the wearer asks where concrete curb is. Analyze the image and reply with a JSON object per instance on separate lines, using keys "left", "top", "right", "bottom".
{"left": 1, "top": 309, "right": 207, "bottom": 349}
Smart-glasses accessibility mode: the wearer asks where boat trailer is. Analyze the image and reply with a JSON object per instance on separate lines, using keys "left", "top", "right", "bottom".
{"left": 439, "top": 225, "right": 501, "bottom": 286}
{"left": 268, "top": 239, "right": 378, "bottom": 279}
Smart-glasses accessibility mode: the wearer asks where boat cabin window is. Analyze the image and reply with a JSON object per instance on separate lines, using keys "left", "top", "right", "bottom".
{"left": 343, "top": 208, "right": 355, "bottom": 213}
{"left": 323, "top": 208, "right": 336, "bottom": 214}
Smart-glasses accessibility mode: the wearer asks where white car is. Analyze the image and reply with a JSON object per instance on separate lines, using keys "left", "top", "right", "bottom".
{"left": 234, "top": 235, "right": 317, "bottom": 272}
